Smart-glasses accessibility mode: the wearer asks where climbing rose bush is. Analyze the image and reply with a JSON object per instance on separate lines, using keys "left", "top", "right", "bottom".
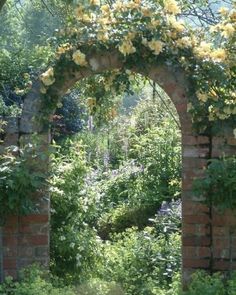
{"left": 39, "top": 0, "right": 235, "bottom": 133}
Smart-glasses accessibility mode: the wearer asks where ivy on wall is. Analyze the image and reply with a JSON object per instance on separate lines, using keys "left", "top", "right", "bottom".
{"left": 193, "top": 157, "right": 236, "bottom": 210}
{"left": 0, "top": 144, "right": 48, "bottom": 224}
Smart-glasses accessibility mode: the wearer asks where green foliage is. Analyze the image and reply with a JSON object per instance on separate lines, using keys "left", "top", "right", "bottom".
{"left": 0, "top": 144, "right": 47, "bottom": 224}
{"left": 0, "top": 95, "right": 21, "bottom": 116}
{"left": 0, "top": 265, "right": 76, "bottom": 295}
{"left": 98, "top": 227, "right": 181, "bottom": 295}
{"left": 182, "top": 271, "right": 236, "bottom": 295}
{"left": 75, "top": 279, "right": 125, "bottom": 295}
{"left": 193, "top": 157, "right": 236, "bottom": 210}
{"left": 0, "top": 0, "right": 62, "bottom": 93}
{"left": 97, "top": 202, "right": 158, "bottom": 239}
{"left": 50, "top": 143, "right": 103, "bottom": 283}
{"left": 50, "top": 89, "right": 182, "bottom": 287}
{"left": 94, "top": 94, "right": 181, "bottom": 233}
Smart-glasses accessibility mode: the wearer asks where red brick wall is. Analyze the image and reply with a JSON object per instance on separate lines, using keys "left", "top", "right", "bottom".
{"left": 2, "top": 214, "right": 49, "bottom": 279}
{"left": 0, "top": 120, "right": 50, "bottom": 281}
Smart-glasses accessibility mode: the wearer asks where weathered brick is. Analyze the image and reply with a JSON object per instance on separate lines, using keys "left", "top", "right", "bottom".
{"left": 3, "top": 236, "right": 18, "bottom": 247}
{"left": 35, "top": 246, "right": 49, "bottom": 257}
{"left": 3, "top": 258, "right": 17, "bottom": 269}
{"left": 182, "top": 246, "right": 197, "bottom": 258}
{"left": 197, "top": 247, "right": 211, "bottom": 258}
{"left": 183, "top": 146, "right": 209, "bottom": 158}
{"left": 212, "top": 226, "right": 229, "bottom": 237}
{"left": 213, "top": 248, "right": 229, "bottom": 259}
{"left": 182, "top": 135, "right": 210, "bottom": 146}
{"left": 183, "top": 215, "right": 210, "bottom": 224}
{"left": 183, "top": 236, "right": 211, "bottom": 247}
{"left": 3, "top": 269, "right": 17, "bottom": 279}
{"left": 18, "top": 247, "right": 34, "bottom": 258}
{"left": 227, "top": 137, "right": 236, "bottom": 146}
{"left": 18, "top": 235, "right": 48, "bottom": 246}
{"left": 20, "top": 214, "right": 49, "bottom": 224}
{"left": 182, "top": 201, "right": 209, "bottom": 215}
{"left": 3, "top": 246, "right": 17, "bottom": 257}
{"left": 183, "top": 259, "right": 210, "bottom": 268}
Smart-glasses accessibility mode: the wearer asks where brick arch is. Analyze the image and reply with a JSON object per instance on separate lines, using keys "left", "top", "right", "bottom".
{"left": 1, "top": 49, "right": 236, "bottom": 285}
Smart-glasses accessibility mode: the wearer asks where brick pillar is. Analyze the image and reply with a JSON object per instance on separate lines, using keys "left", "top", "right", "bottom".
{"left": 182, "top": 130, "right": 236, "bottom": 284}
{"left": 0, "top": 121, "right": 50, "bottom": 281}
{"left": 2, "top": 213, "right": 49, "bottom": 279}
{"left": 211, "top": 132, "right": 236, "bottom": 273}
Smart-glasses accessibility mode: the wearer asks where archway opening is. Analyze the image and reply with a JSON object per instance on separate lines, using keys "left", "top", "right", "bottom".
{"left": 49, "top": 71, "right": 183, "bottom": 293}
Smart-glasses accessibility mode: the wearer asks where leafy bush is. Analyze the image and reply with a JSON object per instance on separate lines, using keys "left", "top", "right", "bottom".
{"left": 0, "top": 95, "right": 21, "bottom": 117}
{"left": 193, "top": 157, "right": 236, "bottom": 210}
{"left": 0, "top": 144, "right": 47, "bottom": 224}
{"left": 50, "top": 143, "right": 103, "bottom": 283}
{"left": 97, "top": 227, "right": 181, "bottom": 295}
{"left": 183, "top": 271, "right": 236, "bottom": 295}
{"left": 98, "top": 203, "right": 158, "bottom": 239}
{"left": 0, "top": 265, "right": 75, "bottom": 295}
{"left": 52, "top": 89, "right": 86, "bottom": 138}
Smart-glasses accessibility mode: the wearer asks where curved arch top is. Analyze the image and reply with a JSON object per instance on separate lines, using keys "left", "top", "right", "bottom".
{"left": 20, "top": 49, "right": 192, "bottom": 135}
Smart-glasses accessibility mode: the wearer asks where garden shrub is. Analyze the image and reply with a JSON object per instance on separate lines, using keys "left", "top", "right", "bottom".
{"left": 0, "top": 144, "right": 47, "bottom": 224}
{"left": 97, "top": 203, "right": 158, "bottom": 239}
{"left": 193, "top": 157, "right": 236, "bottom": 210}
{"left": 97, "top": 227, "right": 181, "bottom": 295}
{"left": 0, "top": 265, "right": 75, "bottom": 295}
{"left": 182, "top": 271, "right": 236, "bottom": 295}
{"left": 75, "top": 279, "right": 125, "bottom": 295}
{"left": 50, "top": 143, "right": 103, "bottom": 283}
{"left": 52, "top": 89, "right": 86, "bottom": 138}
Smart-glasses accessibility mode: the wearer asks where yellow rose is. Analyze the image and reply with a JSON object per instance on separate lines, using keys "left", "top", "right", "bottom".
{"left": 230, "top": 11, "right": 236, "bottom": 22}
{"left": 223, "top": 106, "right": 232, "bottom": 115}
{"left": 82, "top": 14, "right": 91, "bottom": 22}
{"left": 118, "top": 40, "right": 136, "bottom": 56}
{"left": 98, "top": 17, "right": 110, "bottom": 25}
{"left": 148, "top": 19, "right": 160, "bottom": 29}
{"left": 97, "top": 31, "right": 109, "bottom": 42}
{"left": 142, "top": 38, "right": 148, "bottom": 46}
{"left": 40, "top": 86, "right": 47, "bottom": 94}
{"left": 141, "top": 7, "right": 152, "bottom": 17}
{"left": 175, "top": 36, "right": 192, "bottom": 48}
{"left": 211, "top": 48, "right": 227, "bottom": 62}
{"left": 167, "top": 16, "right": 185, "bottom": 32}
{"left": 87, "top": 97, "right": 96, "bottom": 107}
{"left": 113, "top": 1, "right": 123, "bottom": 11}
{"left": 125, "top": 32, "right": 136, "bottom": 40}
{"left": 101, "top": 4, "right": 110, "bottom": 14}
{"left": 196, "top": 91, "right": 208, "bottom": 102}
{"left": 90, "top": 0, "right": 100, "bottom": 5}
{"left": 40, "top": 67, "right": 55, "bottom": 86}
{"left": 72, "top": 50, "right": 88, "bottom": 66}
{"left": 148, "top": 40, "right": 164, "bottom": 55}
{"left": 56, "top": 43, "right": 72, "bottom": 56}
{"left": 221, "top": 23, "right": 235, "bottom": 38}
{"left": 164, "top": 0, "right": 181, "bottom": 15}
{"left": 194, "top": 41, "right": 212, "bottom": 59}
{"left": 75, "top": 6, "right": 84, "bottom": 19}
{"left": 218, "top": 7, "right": 229, "bottom": 16}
